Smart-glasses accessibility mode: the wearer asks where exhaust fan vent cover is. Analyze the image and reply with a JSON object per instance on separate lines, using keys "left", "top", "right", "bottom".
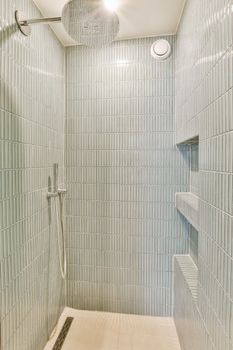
{"left": 151, "top": 39, "right": 171, "bottom": 60}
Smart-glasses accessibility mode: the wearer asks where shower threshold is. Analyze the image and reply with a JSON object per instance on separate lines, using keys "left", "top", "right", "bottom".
{"left": 44, "top": 307, "right": 181, "bottom": 350}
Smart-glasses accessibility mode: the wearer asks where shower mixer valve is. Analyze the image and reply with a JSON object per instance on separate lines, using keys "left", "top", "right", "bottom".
{"left": 47, "top": 188, "right": 67, "bottom": 198}
{"left": 58, "top": 189, "right": 67, "bottom": 195}
{"left": 47, "top": 164, "right": 67, "bottom": 199}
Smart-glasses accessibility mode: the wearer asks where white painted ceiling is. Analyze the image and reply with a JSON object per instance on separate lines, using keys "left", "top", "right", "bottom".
{"left": 32, "top": 0, "right": 186, "bottom": 46}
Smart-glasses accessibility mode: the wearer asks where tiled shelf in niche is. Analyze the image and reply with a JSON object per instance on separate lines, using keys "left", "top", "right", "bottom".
{"left": 175, "top": 139, "right": 199, "bottom": 258}
{"left": 189, "top": 226, "right": 198, "bottom": 266}
{"left": 174, "top": 255, "right": 200, "bottom": 350}
{"left": 175, "top": 192, "right": 199, "bottom": 231}
{"left": 176, "top": 135, "right": 199, "bottom": 146}
{"left": 174, "top": 255, "right": 198, "bottom": 301}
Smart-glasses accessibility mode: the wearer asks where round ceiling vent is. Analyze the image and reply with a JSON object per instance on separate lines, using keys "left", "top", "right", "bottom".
{"left": 151, "top": 39, "right": 171, "bottom": 61}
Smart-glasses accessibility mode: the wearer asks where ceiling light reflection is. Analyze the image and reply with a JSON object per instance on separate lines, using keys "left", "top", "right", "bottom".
{"left": 104, "top": 0, "right": 118, "bottom": 11}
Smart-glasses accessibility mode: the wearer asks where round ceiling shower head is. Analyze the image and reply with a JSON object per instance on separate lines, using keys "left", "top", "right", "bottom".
{"left": 61, "top": 0, "right": 120, "bottom": 47}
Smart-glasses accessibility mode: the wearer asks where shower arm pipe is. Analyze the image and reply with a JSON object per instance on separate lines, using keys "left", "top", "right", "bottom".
{"left": 19, "top": 16, "right": 61, "bottom": 26}
{"left": 15, "top": 11, "right": 62, "bottom": 36}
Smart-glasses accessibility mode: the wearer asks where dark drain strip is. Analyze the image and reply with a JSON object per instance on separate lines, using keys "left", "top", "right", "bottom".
{"left": 52, "top": 317, "right": 74, "bottom": 350}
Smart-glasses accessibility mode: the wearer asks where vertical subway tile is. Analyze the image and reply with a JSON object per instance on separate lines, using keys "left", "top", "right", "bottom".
{"left": 65, "top": 36, "right": 190, "bottom": 317}
{"left": 175, "top": 0, "right": 233, "bottom": 349}
{"left": 0, "top": 1, "right": 65, "bottom": 350}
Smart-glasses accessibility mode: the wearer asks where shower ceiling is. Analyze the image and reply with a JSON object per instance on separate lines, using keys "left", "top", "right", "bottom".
{"left": 32, "top": 0, "right": 186, "bottom": 46}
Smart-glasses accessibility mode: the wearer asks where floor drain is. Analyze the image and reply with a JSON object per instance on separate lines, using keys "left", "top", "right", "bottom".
{"left": 52, "top": 317, "right": 74, "bottom": 350}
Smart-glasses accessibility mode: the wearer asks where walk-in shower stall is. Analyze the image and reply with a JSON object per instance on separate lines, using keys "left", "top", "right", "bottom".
{"left": 0, "top": 0, "right": 232, "bottom": 349}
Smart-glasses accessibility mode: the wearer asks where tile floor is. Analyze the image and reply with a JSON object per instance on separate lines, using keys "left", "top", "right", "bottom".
{"left": 44, "top": 308, "right": 181, "bottom": 350}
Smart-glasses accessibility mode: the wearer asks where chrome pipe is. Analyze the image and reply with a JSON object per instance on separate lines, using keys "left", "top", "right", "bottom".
{"left": 19, "top": 16, "right": 61, "bottom": 25}
{"left": 53, "top": 163, "right": 59, "bottom": 194}
{"left": 15, "top": 11, "right": 61, "bottom": 36}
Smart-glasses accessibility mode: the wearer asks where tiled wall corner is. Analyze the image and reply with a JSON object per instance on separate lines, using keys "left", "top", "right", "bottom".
{"left": 175, "top": 0, "right": 233, "bottom": 349}
{"left": 0, "top": 1, "right": 65, "bottom": 349}
{"left": 65, "top": 37, "right": 190, "bottom": 317}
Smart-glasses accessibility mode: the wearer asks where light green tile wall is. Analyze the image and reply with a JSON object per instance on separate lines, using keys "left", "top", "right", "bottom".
{"left": 65, "top": 37, "right": 190, "bottom": 316}
{"left": 0, "top": 1, "right": 65, "bottom": 349}
{"left": 175, "top": 0, "right": 233, "bottom": 349}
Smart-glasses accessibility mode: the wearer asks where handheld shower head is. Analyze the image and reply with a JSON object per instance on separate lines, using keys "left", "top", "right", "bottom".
{"left": 15, "top": 0, "right": 119, "bottom": 47}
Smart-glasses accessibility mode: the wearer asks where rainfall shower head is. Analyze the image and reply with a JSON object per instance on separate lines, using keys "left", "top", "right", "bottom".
{"left": 15, "top": 0, "right": 120, "bottom": 47}
{"left": 62, "top": 0, "right": 119, "bottom": 47}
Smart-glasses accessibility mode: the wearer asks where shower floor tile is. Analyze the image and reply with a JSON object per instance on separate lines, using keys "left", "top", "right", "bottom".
{"left": 44, "top": 307, "right": 181, "bottom": 350}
